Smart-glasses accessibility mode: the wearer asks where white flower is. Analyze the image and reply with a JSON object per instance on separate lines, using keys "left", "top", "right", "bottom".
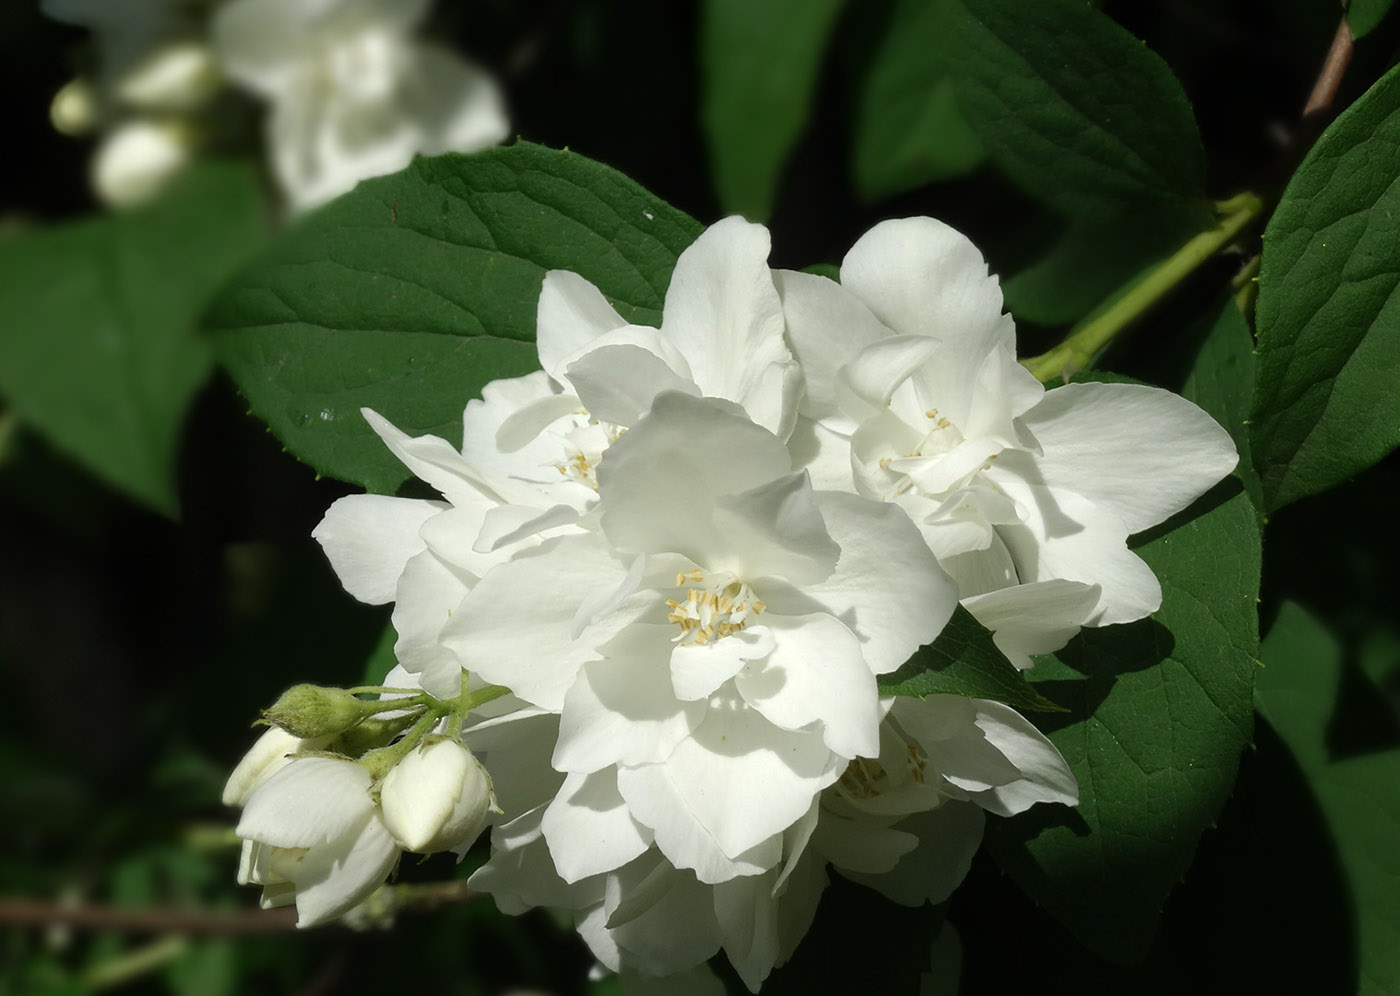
{"left": 443, "top": 391, "right": 956, "bottom": 887}
{"left": 235, "top": 756, "right": 399, "bottom": 927}
{"left": 499, "top": 215, "right": 804, "bottom": 474}
{"left": 777, "top": 217, "right": 1239, "bottom": 666}
{"left": 91, "top": 119, "right": 192, "bottom": 207}
{"left": 211, "top": 0, "right": 509, "bottom": 211}
{"left": 117, "top": 42, "right": 220, "bottom": 111}
{"left": 380, "top": 737, "right": 495, "bottom": 853}
{"left": 469, "top": 692, "right": 1074, "bottom": 991}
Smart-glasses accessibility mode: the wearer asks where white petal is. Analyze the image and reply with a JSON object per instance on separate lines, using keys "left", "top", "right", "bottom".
{"left": 986, "top": 453, "right": 1163, "bottom": 626}
{"left": 536, "top": 270, "right": 628, "bottom": 380}
{"left": 1020, "top": 382, "right": 1239, "bottom": 535}
{"left": 967, "top": 700, "right": 1078, "bottom": 815}
{"left": 772, "top": 269, "right": 892, "bottom": 420}
{"left": 312, "top": 494, "right": 443, "bottom": 604}
{"left": 617, "top": 696, "right": 841, "bottom": 870}
{"left": 735, "top": 614, "right": 880, "bottom": 758}
{"left": 465, "top": 711, "right": 564, "bottom": 819}
{"left": 406, "top": 44, "right": 508, "bottom": 155}
{"left": 619, "top": 965, "right": 726, "bottom": 996}
{"left": 555, "top": 627, "right": 707, "bottom": 773}
{"left": 471, "top": 805, "right": 605, "bottom": 913}
{"left": 961, "top": 579, "right": 1100, "bottom": 670}
{"left": 391, "top": 549, "right": 473, "bottom": 698}
{"left": 291, "top": 813, "right": 400, "bottom": 927}
{"left": 237, "top": 758, "right": 374, "bottom": 849}
{"left": 812, "top": 813, "right": 918, "bottom": 874}
{"left": 714, "top": 871, "right": 782, "bottom": 992}
{"left": 223, "top": 727, "right": 307, "bottom": 807}
{"left": 463, "top": 371, "right": 596, "bottom": 509}
{"left": 711, "top": 471, "right": 839, "bottom": 584}
{"left": 606, "top": 859, "right": 725, "bottom": 976}
{"left": 474, "top": 503, "right": 581, "bottom": 553}
{"left": 836, "top": 335, "right": 942, "bottom": 416}
{"left": 840, "top": 218, "right": 1023, "bottom": 431}
{"left": 671, "top": 627, "right": 776, "bottom": 702}
{"left": 567, "top": 343, "right": 702, "bottom": 427}
{"left": 763, "top": 493, "right": 956, "bottom": 675}
{"left": 443, "top": 533, "right": 650, "bottom": 710}
{"left": 360, "top": 408, "right": 492, "bottom": 509}
{"left": 786, "top": 416, "right": 857, "bottom": 492}
{"left": 598, "top": 393, "right": 790, "bottom": 561}
{"left": 542, "top": 769, "right": 654, "bottom": 883}
{"left": 659, "top": 218, "right": 792, "bottom": 432}
{"left": 841, "top": 803, "right": 985, "bottom": 907}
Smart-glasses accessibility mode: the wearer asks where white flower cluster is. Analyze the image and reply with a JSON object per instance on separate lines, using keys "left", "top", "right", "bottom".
{"left": 228, "top": 216, "right": 1237, "bottom": 988}
{"left": 44, "top": 0, "right": 507, "bottom": 210}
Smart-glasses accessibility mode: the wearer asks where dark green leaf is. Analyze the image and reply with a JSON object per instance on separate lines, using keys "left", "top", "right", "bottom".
{"left": 1181, "top": 297, "right": 1263, "bottom": 510}
{"left": 1251, "top": 64, "right": 1400, "bottom": 512}
{"left": 851, "top": 0, "right": 983, "bottom": 201}
{"left": 987, "top": 482, "right": 1260, "bottom": 964}
{"left": 209, "top": 143, "right": 703, "bottom": 494}
{"left": 1257, "top": 603, "right": 1400, "bottom": 995}
{"left": 879, "top": 605, "right": 1065, "bottom": 713}
{"left": 1350, "top": 0, "right": 1394, "bottom": 39}
{"left": 701, "top": 0, "right": 846, "bottom": 220}
{"left": 0, "top": 163, "right": 266, "bottom": 515}
{"left": 947, "top": 0, "right": 1206, "bottom": 217}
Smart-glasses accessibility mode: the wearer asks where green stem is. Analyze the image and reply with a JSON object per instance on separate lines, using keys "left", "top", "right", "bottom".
{"left": 82, "top": 936, "right": 188, "bottom": 990}
{"left": 1020, "top": 192, "right": 1264, "bottom": 383}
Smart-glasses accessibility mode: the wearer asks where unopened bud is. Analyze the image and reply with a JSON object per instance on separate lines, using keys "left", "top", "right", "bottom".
{"left": 50, "top": 78, "right": 97, "bottom": 136}
{"left": 379, "top": 738, "right": 494, "bottom": 854}
{"left": 223, "top": 726, "right": 306, "bottom": 807}
{"left": 263, "top": 683, "right": 368, "bottom": 739}
{"left": 92, "top": 120, "right": 192, "bottom": 207}
{"left": 117, "top": 42, "right": 220, "bottom": 110}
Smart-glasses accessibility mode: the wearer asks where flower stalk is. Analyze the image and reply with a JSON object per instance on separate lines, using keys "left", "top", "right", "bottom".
{"left": 1020, "top": 191, "right": 1264, "bottom": 382}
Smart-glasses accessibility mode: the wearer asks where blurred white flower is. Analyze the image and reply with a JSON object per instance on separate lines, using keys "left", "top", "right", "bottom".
{"left": 91, "top": 119, "right": 193, "bottom": 207}
{"left": 778, "top": 218, "right": 1239, "bottom": 667}
{"left": 212, "top": 0, "right": 509, "bottom": 211}
{"left": 380, "top": 737, "right": 496, "bottom": 853}
{"left": 49, "top": 78, "right": 98, "bottom": 136}
{"left": 117, "top": 41, "right": 220, "bottom": 110}
{"left": 222, "top": 726, "right": 321, "bottom": 808}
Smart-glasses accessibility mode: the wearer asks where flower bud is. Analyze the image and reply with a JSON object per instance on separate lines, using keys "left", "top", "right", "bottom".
{"left": 223, "top": 726, "right": 305, "bottom": 807}
{"left": 117, "top": 42, "right": 220, "bottom": 111}
{"left": 262, "top": 683, "right": 368, "bottom": 739}
{"left": 379, "top": 739, "right": 494, "bottom": 854}
{"left": 91, "top": 120, "right": 191, "bottom": 207}
{"left": 50, "top": 78, "right": 96, "bottom": 137}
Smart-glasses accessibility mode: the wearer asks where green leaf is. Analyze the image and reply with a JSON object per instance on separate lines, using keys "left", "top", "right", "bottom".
{"left": 987, "top": 482, "right": 1260, "bottom": 964}
{"left": 209, "top": 143, "right": 704, "bottom": 494}
{"left": 361, "top": 624, "right": 398, "bottom": 686}
{"left": 947, "top": 0, "right": 1206, "bottom": 217}
{"left": 1180, "top": 297, "right": 1263, "bottom": 510}
{"left": 1251, "top": 64, "right": 1400, "bottom": 512}
{"left": 701, "top": 0, "right": 846, "bottom": 220}
{"left": 1350, "top": 0, "right": 1395, "bottom": 39}
{"left": 0, "top": 163, "right": 266, "bottom": 515}
{"left": 879, "top": 605, "right": 1065, "bottom": 714}
{"left": 1257, "top": 603, "right": 1400, "bottom": 995}
{"left": 851, "top": 0, "right": 983, "bottom": 201}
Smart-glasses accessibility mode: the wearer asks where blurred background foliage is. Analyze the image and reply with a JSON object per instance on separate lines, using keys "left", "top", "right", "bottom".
{"left": 2, "top": 0, "right": 1398, "bottom": 993}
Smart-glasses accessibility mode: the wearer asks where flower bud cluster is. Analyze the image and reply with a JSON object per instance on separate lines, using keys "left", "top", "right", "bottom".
{"left": 225, "top": 677, "right": 497, "bottom": 927}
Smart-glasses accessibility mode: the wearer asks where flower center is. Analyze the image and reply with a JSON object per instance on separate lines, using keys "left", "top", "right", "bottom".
{"left": 835, "top": 742, "right": 926, "bottom": 802}
{"left": 665, "top": 570, "right": 765, "bottom": 647}
{"left": 554, "top": 419, "right": 625, "bottom": 491}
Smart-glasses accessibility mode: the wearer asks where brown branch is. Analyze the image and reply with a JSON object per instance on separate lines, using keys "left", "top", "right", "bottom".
{"left": 1302, "top": 15, "right": 1355, "bottom": 123}
{"left": 0, "top": 898, "right": 299, "bottom": 935}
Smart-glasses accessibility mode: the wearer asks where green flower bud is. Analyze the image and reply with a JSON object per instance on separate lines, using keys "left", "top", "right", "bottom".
{"left": 262, "top": 683, "right": 369, "bottom": 739}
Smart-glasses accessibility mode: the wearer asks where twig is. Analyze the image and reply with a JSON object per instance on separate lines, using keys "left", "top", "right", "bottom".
{"left": 1302, "top": 16, "right": 1355, "bottom": 125}
{"left": 0, "top": 899, "right": 299, "bottom": 935}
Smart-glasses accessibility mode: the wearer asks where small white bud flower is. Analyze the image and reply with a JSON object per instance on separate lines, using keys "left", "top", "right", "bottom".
{"left": 117, "top": 42, "right": 220, "bottom": 111}
{"left": 91, "top": 120, "right": 191, "bottom": 207}
{"left": 223, "top": 726, "right": 307, "bottom": 807}
{"left": 50, "top": 78, "right": 97, "bottom": 136}
{"left": 379, "top": 738, "right": 494, "bottom": 854}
